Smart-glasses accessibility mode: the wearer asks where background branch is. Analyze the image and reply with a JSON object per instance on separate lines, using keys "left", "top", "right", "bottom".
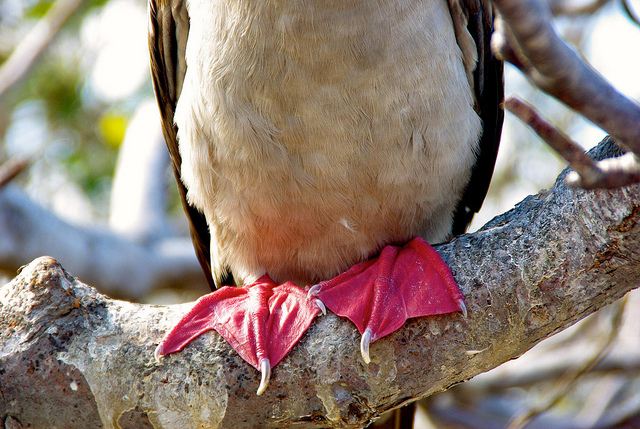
{"left": 545, "top": 0, "right": 613, "bottom": 16}
{"left": 0, "top": 101, "right": 206, "bottom": 299}
{"left": 491, "top": 0, "right": 640, "bottom": 188}
{"left": 0, "top": 0, "right": 85, "bottom": 99}
{"left": 0, "top": 157, "right": 29, "bottom": 189}
{"left": 2, "top": 138, "right": 638, "bottom": 428}
{"left": 0, "top": 186, "right": 205, "bottom": 299}
{"left": 506, "top": 96, "right": 640, "bottom": 189}
{"left": 622, "top": 0, "right": 640, "bottom": 26}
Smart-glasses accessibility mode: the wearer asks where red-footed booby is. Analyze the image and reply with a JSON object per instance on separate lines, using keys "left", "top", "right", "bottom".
{"left": 149, "top": 0, "right": 503, "bottom": 408}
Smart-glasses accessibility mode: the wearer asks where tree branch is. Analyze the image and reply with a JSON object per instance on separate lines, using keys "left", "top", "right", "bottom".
{"left": 0, "top": 0, "right": 85, "bottom": 99}
{"left": 622, "top": 0, "right": 640, "bottom": 27}
{"left": 424, "top": 293, "right": 640, "bottom": 428}
{"left": 491, "top": 0, "right": 640, "bottom": 188}
{"left": 545, "top": 0, "right": 612, "bottom": 17}
{"left": 0, "top": 103, "right": 206, "bottom": 299}
{"left": 491, "top": 0, "right": 640, "bottom": 154}
{"left": 506, "top": 96, "right": 640, "bottom": 189}
{"left": 0, "top": 157, "right": 29, "bottom": 189}
{"left": 1, "top": 138, "right": 638, "bottom": 428}
{"left": 0, "top": 186, "right": 205, "bottom": 299}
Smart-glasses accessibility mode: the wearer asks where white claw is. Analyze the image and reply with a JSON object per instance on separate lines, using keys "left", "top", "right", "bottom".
{"left": 154, "top": 344, "right": 164, "bottom": 362}
{"left": 360, "top": 328, "right": 372, "bottom": 364}
{"left": 307, "top": 284, "right": 322, "bottom": 298}
{"left": 257, "top": 358, "right": 271, "bottom": 396}
{"left": 314, "top": 298, "right": 327, "bottom": 316}
{"left": 458, "top": 299, "right": 468, "bottom": 318}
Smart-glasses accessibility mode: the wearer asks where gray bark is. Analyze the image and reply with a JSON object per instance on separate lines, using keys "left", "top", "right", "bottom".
{"left": 1, "top": 138, "right": 639, "bottom": 428}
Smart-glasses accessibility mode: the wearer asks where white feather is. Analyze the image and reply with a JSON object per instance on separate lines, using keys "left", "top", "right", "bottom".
{"left": 175, "top": 0, "right": 482, "bottom": 285}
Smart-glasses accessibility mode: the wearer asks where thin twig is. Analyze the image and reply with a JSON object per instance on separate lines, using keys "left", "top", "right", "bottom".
{"left": 622, "top": 0, "right": 640, "bottom": 27}
{"left": 0, "top": 0, "right": 85, "bottom": 99}
{"left": 505, "top": 97, "right": 600, "bottom": 179}
{"left": 507, "top": 297, "right": 628, "bottom": 429}
{"left": 506, "top": 96, "right": 640, "bottom": 189}
{"left": 546, "top": 0, "right": 613, "bottom": 16}
{"left": 566, "top": 152, "right": 640, "bottom": 188}
{"left": 0, "top": 157, "right": 30, "bottom": 189}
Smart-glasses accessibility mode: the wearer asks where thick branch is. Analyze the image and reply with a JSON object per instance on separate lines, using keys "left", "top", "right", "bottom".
{"left": 1, "top": 139, "right": 639, "bottom": 428}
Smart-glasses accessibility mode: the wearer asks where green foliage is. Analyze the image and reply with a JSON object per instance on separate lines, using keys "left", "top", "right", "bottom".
{"left": 29, "top": 59, "right": 81, "bottom": 123}
{"left": 25, "top": 0, "right": 55, "bottom": 19}
{"left": 88, "top": 0, "right": 111, "bottom": 8}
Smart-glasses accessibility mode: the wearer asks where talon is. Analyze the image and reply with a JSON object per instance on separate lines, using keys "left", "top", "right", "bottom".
{"left": 458, "top": 299, "right": 467, "bottom": 318}
{"left": 257, "top": 358, "right": 271, "bottom": 396}
{"left": 154, "top": 344, "right": 164, "bottom": 362}
{"left": 314, "top": 299, "right": 326, "bottom": 316}
{"left": 360, "top": 328, "right": 372, "bottom": 364}
{"left": 307, "top": 284, "right": 322, "bottom": 298}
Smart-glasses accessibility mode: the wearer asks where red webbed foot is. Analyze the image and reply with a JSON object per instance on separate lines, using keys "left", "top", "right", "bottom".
{"left": 155, "top": 275, "right": 321, "bottom": 395}
{"left": 308, "top": 237, "right": 465, "bottom": 363}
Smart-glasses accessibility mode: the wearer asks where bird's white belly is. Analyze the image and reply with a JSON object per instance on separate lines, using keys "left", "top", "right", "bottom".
{"left": 175, "top": 0, "right": 481, "bottom": 285}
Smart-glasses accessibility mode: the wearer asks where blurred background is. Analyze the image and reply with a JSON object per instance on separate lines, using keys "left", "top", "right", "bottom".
{"left": 0, "top": 0, "right": 639, "bottom": 427}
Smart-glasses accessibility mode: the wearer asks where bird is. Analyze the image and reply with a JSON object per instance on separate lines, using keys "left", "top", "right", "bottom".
{"left": 149, "top": 0, "right": 503, "bottom": 424}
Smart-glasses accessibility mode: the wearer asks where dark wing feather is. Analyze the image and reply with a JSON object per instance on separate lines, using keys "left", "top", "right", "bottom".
{"left": 149, "top": 0, "right": 220, "bottom": 290}
{"left": 451, "top": 0, "right": 504, "bottom": 236}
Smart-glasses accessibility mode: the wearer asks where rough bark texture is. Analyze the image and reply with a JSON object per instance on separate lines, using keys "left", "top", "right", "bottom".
{"left": 1, "top": 139, "right": 639, "bottom": 428}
